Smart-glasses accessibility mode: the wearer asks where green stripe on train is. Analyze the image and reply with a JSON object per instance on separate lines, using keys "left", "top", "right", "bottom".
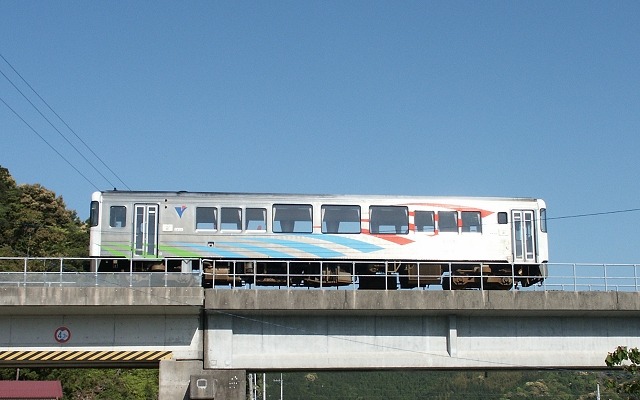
{"left": 157, "top": 245, "right": 200, "bottom": 258}
{"left": 100, "top": 242, "right": 131, "bottom": 258}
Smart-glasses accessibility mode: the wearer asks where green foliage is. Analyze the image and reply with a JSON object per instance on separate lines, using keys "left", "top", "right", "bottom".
{"left": 260, "top": 370, "right": 619, "bottom": 400}
{"left": 606, "top": 346, "right": 640, "bottom": 399}
{"left": 0, "top": 166, "right": 89, "bottom": 269}
{"left": 0, "top": 368, "right": 158, "bottom": 399}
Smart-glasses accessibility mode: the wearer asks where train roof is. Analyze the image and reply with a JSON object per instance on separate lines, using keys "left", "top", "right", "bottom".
{"left": 95, "top": 190, "right": 542, "bottom": 203}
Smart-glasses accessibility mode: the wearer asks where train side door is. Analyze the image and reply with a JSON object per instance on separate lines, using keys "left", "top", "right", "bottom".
{"left": 512, "top": 210, "right": 536, "bottom": 263}
{"left": 133, "top": 204, "right": 159, "bottom": 258}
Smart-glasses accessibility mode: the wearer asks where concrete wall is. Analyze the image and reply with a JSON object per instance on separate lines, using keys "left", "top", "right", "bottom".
{"left": 2, "top": 286, "right": 640, "bottom": 395}
{"left": 205, "top": 289, "right": 640, "bottom": 316}
{"left": 0, "top": 287, "right": 204, "bottom": 366}
{"left": 159, "top": 360, "right": 246, "bottom": 400}
{"left": 0, "top": 314, "right": 201, "bottom": 359}
{"left": 0, "top": 286, "right": 204, "bottom": 313}
{"left": 204, "top": 290, "right": 640, "bottom": 370}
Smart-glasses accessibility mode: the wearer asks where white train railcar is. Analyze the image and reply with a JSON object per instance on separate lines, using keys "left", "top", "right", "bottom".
{"left": 89, "top": 191, "right": 548, "bottom": 289}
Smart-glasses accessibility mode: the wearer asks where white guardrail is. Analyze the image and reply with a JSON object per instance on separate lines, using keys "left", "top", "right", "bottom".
{"left": 0, "top": 257, "right": 638, "bottom": 291}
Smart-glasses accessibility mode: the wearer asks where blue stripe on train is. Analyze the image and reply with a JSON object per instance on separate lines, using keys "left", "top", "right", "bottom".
{"left": 311, "top": 235, "right": 382, "bottom": 253}
{"left": 176, "top": 243, "right": 244, "bottom": 258}
{"left": 250, "top": 238, "right": 344, "bottom": 258}
{"left": 218, "top": 242, "right": 292, "bottom": 258}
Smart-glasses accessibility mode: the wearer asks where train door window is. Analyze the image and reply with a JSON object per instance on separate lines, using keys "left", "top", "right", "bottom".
{"left": 90, "top": 201, "right": 99, "bottom": 227}
{"left": 109, "top": 206, "right": 127, "bottom": 228}
{"left": 513, "top": 212, "right": 523, "bottom": 259}
{"left": 369, "top": 206, "right": 408, "bottom": 234}
{"left": 273, "top": 204, "right": 312, "bottom": 233}
{"left": 196, "top": 207, "right": 217, "bottom": 230}
{"left": 221, "top": 207, "right": 242, "bottom": 231}
{"left": 245, "top": 208, "right": 267, "bottom": 232}
{"left": 134, "top": 204, "right": 158, "bottom": 257}
{"left": 498, "top": 212, "right": 508, "bottom": 224}
{"left": 415, "top": 211, "right": 435, "bottom": 232}
{"left": 540, "top": 208, "right": 547, "bottom": 233}
{"left": 321, "top": 205, "right": 361, "bottom": 234}
{"left": 438, "top": 211, "right": 458, "bottom": 233}
{"left": 461, "top": 211, "right": 482, "bottom": 233}
{"left": 512, "top": 210, "right": 536, "bottom": 261}
{"left": 524, "top": 212, "right": 534, "bottom": 259}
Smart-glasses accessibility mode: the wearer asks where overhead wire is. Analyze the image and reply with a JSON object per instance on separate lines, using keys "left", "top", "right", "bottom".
{"left": 0, "top": 68, "right": 113, "bottom": 189}
{"left": 0, "top": 53, "right": 131, "bottom": 190}
{"left": 548, "top": 208, "right": 640, "bottom": 221}
{"left": 0, "top": 96, "right": 100, "bottom": 191}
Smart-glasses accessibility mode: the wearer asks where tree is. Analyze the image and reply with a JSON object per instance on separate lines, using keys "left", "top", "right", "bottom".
{"left": 0, "top": 165, "right": 89, "bottom": 270}
{"left": 0, "top": 166, "right": 20, "bottom": 257}
{"left": 606, "top": 346, "right": 640, "bottom": 399}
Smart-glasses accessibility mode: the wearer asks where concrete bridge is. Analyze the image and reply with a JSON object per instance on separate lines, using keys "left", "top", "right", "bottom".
{"left": 1, "top": 287, "right": 639, "bottom": 399}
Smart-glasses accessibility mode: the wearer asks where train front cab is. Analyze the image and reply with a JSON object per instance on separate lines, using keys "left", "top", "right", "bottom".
{"left": 435, "top": 203, "right": 548, "bottom": 290}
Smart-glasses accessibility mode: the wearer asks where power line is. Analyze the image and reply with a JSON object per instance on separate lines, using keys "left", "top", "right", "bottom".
{"left": 0, "top": 96, "right": 100, "bottom": 191}
{"left": 548, "top": 208, "right": 640, "bottom": 221}
{"left": 0, "top": 68, "right": 116, "bottom": 189}
{"left": 0, "top": 53, "right": 131, "bottom": 190}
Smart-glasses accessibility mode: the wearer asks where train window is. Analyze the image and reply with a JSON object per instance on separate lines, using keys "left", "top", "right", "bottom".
{"left": 273, "top": 204, "right": 312, "bottom": 233}
{"left": 498, "top": 212, "right": 508, "bottom": 224}
{"left": 322, "top": 205, "right": 361, "bottom": 234}
{"left": 540, "top": 208, "right": 547, "bottom": 233}
{"left": 109, "top": 206, "right": 127, "bottom": 228}
{"left": 245, "top": 208, "right": 267, "bottom": 232}
{"left": 438, "top": 211, "right": 458, "bottom": 232}
{"left": 415, "top": 211, "right": 435, "bottom": 232}
{"left": 461, "top": 211, "right": 482, "bottom": 233}
{"left": 221, "top": 207, "right": 242, "bottom": 231}
{"left": 369, "top": 206, "right": 408, "bottom": 234}
{"left": 196, "top": 207, "right": 217, "bottom": 230}
{"left": 90, "top": 201, "right": 99, "bottom": 227}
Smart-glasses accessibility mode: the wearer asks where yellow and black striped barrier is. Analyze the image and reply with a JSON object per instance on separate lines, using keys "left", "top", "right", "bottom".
{"left": 0, "top": 350, "right": 172, "bottom": 364}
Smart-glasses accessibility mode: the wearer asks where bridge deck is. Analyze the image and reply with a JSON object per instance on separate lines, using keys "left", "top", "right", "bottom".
{"left": 205, "top": 289, "right": 640, "bottom": 316}
{"left": 0, "top": 288, "right": 639, "bottom": 371}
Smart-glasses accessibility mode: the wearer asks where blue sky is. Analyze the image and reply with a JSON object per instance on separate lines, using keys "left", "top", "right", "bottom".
{"left": 1, "top": 1, "right": 638, "bottom": 263}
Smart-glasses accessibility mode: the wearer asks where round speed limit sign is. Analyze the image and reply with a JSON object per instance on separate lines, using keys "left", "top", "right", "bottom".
{"left": 54, "top": 326, "right": 71, "bottom": 343}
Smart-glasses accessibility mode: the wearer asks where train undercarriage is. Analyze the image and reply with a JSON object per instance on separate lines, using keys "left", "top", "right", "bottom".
{"left": 94, "top": 258, "right": 546, "bottom": 290}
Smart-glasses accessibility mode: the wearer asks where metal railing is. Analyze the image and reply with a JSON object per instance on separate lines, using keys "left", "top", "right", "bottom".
{"left": 0, "top": 257, "right": 638, "bottom": 291}
{"left": 0, "top": 257, "right": 202, "bottom": 288}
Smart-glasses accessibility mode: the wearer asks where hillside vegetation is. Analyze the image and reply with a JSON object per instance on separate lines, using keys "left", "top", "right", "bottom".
{"left": 267, "top": 370, "right": 621, "bottom": 400}
{"left": 0, "top": 166, "right": 87, "bottom": 260}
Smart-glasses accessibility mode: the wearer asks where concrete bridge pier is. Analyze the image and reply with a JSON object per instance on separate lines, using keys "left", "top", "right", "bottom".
{"left": 159, "top": 360, "right": 246, "bottom": 400}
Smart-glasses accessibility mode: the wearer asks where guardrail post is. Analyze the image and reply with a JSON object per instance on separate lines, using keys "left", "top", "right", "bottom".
{"left": 511, "top": 263, "right": 515, "bottom": 290}
{"left": 384, "top": 261, "right": 388, "bottom": 290}
{"left": 164, "top": 259, "right": 168, "bottom": 288}
{"left": 129, "top": 258, "right": 133, "bottom": 287}
{"left": 22, "top": 257, "right": 27, "bottom": 287}
{"left": 59, "top": 258, "right": 63, "bottom": 287}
